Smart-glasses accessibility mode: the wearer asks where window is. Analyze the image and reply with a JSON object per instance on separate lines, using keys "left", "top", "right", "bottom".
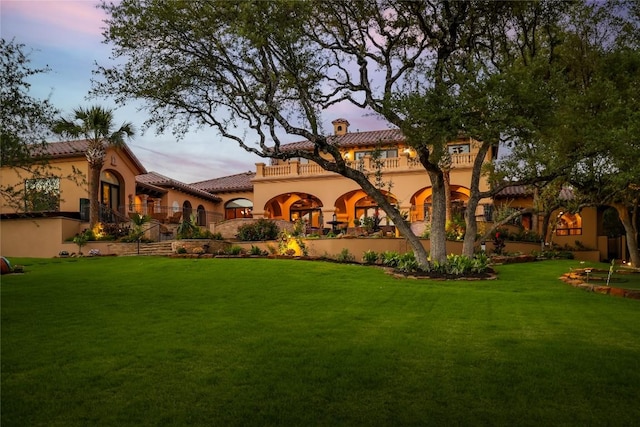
{"left": 24, "top": 177, "right": 60, "bottom": 212}
{"left": 448, "top": 144, "right": 470, "bottom": 154}
{"left": 556, "top": 212, "right": 582, "bottom": 236}
{"left": 225, "top": 198, "right": 253, "bottom": 220}
{"left": 197, "top": 205, "right": 206, "bottom": 225}
{"left": 483, "top": 204, "right": 493, "bottom": 222}
{"left": 355, "top": 149, "right": 398, "bottom": 160}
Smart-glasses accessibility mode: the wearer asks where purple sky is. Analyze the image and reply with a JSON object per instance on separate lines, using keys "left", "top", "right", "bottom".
{"left": 1, "top": 0, "right": 388, "bottom": 183}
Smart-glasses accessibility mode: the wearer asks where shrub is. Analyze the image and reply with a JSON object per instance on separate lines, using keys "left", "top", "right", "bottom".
{"left": 335, "top": 248, "right": 355, "bottom": 263}
{"left": 291, "top": 218, "right": 306, "bottom": 236}
{"left": 493, "top": 231, "right": 506, "bottom": 255}
{"left": 249, "top": 245, "right": 264, "bottom": 256}
{"left": 397, "top": 252, "right": 419, "bottom": 273}
{"left": 445, "top": 214, "right": 466, "bottom": 241}
{"left": 381, "top": 251, "right": 401, "bottom": 268}
{"left": 229, "top": 245, "right": 244, "bottom": 255}
{"left": 471, "top": 252, "right": 490, "bottom": 274}
{"left": 446, "top": 254, "right": 475, "bottom": 275}
{"left": 176, "top": 246, "right": 187, "bottom": 254}
{"left": 101, "top": 223, "right": 129, "bottom": 240}
{"left": 362, "top": 250, "right": 379, "bottom": 265}
{"left": 210, "top": 232, "right": 223, "bottom": 240}
{"left": 236, "top": 219, "right": 279, "bottom": 241}
{"left": 177, "top": 214, "right": 200, "bottom": 239}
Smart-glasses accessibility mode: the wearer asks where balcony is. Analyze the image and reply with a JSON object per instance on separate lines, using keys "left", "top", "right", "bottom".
{"left": 255, "top": 153, "right": 477, "bottom": 179}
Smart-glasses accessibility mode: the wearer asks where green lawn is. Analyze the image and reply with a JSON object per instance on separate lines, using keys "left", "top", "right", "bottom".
{"left": 2, "top": 257, "right": 639, "bottom": 426}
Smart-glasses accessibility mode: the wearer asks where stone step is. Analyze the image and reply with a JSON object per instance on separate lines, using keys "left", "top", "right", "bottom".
{"left": 121, "top": 241, "right": 174, "bottom": 256}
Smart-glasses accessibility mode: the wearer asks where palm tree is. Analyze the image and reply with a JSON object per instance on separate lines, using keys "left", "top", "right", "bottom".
{"left": 52, "top": 106, "right": 135, "bottom": 229}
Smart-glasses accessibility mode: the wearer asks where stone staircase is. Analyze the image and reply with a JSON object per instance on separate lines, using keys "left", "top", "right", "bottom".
{"left": 121, "top": 241, "right": 174, "bottom": 256}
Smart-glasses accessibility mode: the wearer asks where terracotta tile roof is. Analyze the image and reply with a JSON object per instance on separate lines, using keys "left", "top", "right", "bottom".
{"left": 191, "top": 172, "right": 255, "bottom": 193}
{"left": 32, "top": 139, "right": 147, "bottom": 174}
{"left": 136, "top": 172, "right": 221, "bottom": 202}
{"left": 280, "top": 128, "right": 405, "bottom": 151}
{"left": 495, "top": 185, "right": 533, "bottom": 197}
{"left": 32, "top": 139, "right": 91, "bottom": 157}
{"left": 496, "top": 184, "right": 574, "bottom": 200}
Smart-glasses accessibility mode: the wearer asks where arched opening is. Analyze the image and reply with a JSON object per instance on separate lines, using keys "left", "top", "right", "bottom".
{"left": 410, "top": 186, "right": 471, "bottom": 222}
{"left": 332, "top": 189, "right": 398, "bottom": 229}
{"left": 290, "top": 195, "right": 323, "bottom": 226}
{"left": 449, "top": 185, "right": 471, "bottom": 219}
{"left": 197, "top": 205, "right": 206, "bottom": 226}
{"left": 98, "top": 170, "right": 124, "bottom": 222}
{"left": 263, "top": 193, "right": 324, "bottom": 228}
{"left": 182, "top": 201, "right": 193, "bottom": 221}
{"left": 556, "top": 212, "right": 582, "bottom": 236}
{"left": 225, "top": 198, "right": 253, "bottom": 220}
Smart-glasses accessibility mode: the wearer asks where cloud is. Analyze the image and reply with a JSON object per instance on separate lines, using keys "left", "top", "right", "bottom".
{"left": 129, "top": 141, "right": 260, "bottom": 183}
{"left": 1, "top": 0, "right": 105, "bottom": 48}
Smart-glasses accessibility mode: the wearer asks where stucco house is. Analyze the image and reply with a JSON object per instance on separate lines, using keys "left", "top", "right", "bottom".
{"left": 1, "top": 119, "right": 628, "bottom": 261}
{"left": 0, "top": 140, "right": 223, "bottom": 257}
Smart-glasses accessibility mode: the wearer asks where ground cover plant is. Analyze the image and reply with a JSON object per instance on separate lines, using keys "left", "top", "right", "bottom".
{"left": 2, "top": 257, "right": 639, "bottom": 426}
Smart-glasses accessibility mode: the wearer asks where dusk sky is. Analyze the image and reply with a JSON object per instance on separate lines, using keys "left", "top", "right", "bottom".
{"left": 1, "top": 0, "right": 387, "bottom": 184}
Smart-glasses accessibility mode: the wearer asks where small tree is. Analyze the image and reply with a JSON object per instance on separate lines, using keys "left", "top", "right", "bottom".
{"left": 130, "top": 213, "right": 150, "bottom": 241}
{"left": 72, "top": 230, "right": 90, "bottom": 255}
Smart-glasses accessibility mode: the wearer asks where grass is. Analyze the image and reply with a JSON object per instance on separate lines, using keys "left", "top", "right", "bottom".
{"left": 2, "top": 257, "right": 639, "bottom": 426}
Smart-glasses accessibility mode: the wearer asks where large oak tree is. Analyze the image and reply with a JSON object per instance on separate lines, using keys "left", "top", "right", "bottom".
{"left": 94, "top": 0, "right": 579, "bottom": 265}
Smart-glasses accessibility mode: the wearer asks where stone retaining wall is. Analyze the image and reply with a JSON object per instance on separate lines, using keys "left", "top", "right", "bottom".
{"left": 560, "top": 269, "right": 640, "bottom": 300}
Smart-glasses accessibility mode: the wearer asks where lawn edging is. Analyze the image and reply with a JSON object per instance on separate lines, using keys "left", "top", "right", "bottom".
{"left": 560, "top": 269, "right": 640, "bottom": 299}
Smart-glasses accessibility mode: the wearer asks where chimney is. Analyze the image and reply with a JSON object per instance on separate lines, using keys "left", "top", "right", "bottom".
{"left": 332, "top": 118, "right": 350, "bottom": 136}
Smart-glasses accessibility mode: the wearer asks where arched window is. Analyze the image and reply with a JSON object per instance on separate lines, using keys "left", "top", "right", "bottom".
{"left": 225, "top": 199, "right": 253, "bottom": 220}
{"left": 182, "top": 201, "right": 193, "bottom": 221}
{"left": 197, "top": 205, "right": 206, "bottom": 226}
{"left": 100, "top": 170, "right": 121, "bottom": 213}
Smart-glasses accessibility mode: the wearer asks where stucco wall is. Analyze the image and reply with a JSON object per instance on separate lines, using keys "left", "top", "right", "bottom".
{"left": 0, "top": 217, "right": 83, "bottom": 257}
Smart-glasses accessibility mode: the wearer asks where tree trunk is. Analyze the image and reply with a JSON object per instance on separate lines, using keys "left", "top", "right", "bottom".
{"left": 541, "top": 211, "right": 552, "bottom": 245}
{"left": 462, "top": 141, "right": 491, "bottom": 257}
{"left": 463, "top": 194, "right": 480, "bottom": 257}
{"left": 341, "top": 166, "right": 431, "bottom": 268}
{"left": 88, "top": 160, "right": 103, "bottom": 230}
{"left": 393, "top": 211, "right": 430, "bottom": 268}
{"left": 444, "top": 169, "right": 451, "bottom": 222}
{"left": 428, "top": 170, "right": 447, "bottom": 263}
{"left": 613, "top": 202, "right": 640, "bottom": 268}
